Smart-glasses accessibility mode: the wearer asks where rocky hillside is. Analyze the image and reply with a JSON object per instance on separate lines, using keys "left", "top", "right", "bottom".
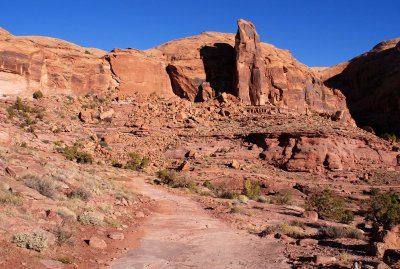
{"left": 316, "top": 38, "right": 400, "bottom": 135}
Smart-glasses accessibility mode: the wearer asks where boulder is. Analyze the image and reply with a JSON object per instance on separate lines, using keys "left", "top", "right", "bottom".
{"left": 88, "top": 236, "right": 107, "bottom": 249}
{"left": 302, "top": 211, "right": 318, "bottom": 222}
{"left": 99, "top": 109, "right": 114, "bottom": 120}
{"left": 108, "top": 232, "right": 125, "bottom": 240}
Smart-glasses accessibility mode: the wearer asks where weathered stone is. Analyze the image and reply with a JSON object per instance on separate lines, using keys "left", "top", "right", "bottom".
{"left": 99, "top": 109, "right": 114, "bottom": 120}
{"left": 88, "top": 236, "right": 107, "bottom": 249}
{"left": 297, "top": 238, "right": 318, "bottom": 247}
{"left": 230, "top": 160, "right": 240, "bottom": 170}
{"left": 108, "top": 232, "right": 125, "bottom": 240}
{"left": 314, "top": 255, "right": 337, "bottom": 265}
{"left": 5, "top": 167, "right": 16, "bottom": 178}
{"left": 178, "top": 160, "right": 191, "bottom": 172}
{"left": 302, "top": 211, "right": 318, "bottom": 222}
{"left": 320, "top": 38, "right": 400, "bottom": 134}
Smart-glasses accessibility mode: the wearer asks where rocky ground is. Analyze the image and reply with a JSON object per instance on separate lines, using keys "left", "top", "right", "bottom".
{"left": 0, "top": 92, "right": 399, "bottom": 268}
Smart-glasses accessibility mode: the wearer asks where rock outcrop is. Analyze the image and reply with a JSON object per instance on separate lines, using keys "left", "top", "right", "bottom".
{"left": 105, "top": 49, "right": 174, "bottom": 98}
{"left": 318, "top": 38, "right": 400, "bottom": 134}
{"left": 148, "top": 20, "right": 353, "bottom": 123}
{"left": 247, "top": 131, "right": 398, "bottom": 172}
{"left": 235, "top": 19, "right": 268, "bottom": 105}
{"left": 0, "top": 28, "right": 116, "bottom": 97}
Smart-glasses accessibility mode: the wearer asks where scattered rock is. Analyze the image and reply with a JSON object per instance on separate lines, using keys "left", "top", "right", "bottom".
{"left": 314, "top": 255, "right": 337, "bottom": 265}
{"left": 0, "top": 182, "right": 10, "bottom": 191}
{"left": 88, "top": 236, "right": 107, "bottom": 249}
{"left": 40, "top": 259, "right": 65, "bottom": 269}
{"left": 135, "top": 211, "right": 145, "bottom": 218}
{"left": 5, "top": 167, "right": 16, "bottom": 178}
{"left": 302, "top": 211, "right": 318, "bottom": 222}
{"left": 178, "top": 160, "right": 191, "bottom": 171}
{"left": 229, "top": 159, "right": 240, "bottom": 170}
{"left": 99, "top": 109, "right": 115, "bottom": 120}
{"left": 108, "top": 232, "right": 125, "bottom": 240}
{"left": 297, "top": 238, "right": 318, "bottom": 247}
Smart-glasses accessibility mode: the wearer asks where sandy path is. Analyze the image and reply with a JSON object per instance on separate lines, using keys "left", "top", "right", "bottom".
{"left": 110, "top": 177, "right": 289, "bottom": 269}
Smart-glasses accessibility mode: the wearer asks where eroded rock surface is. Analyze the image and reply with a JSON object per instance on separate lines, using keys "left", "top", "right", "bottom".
{"left": 318, "top": 38, "right": 400, "bottom": 134}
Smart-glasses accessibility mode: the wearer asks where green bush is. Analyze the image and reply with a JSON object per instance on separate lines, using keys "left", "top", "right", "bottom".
{"left": 157, "top": 169, "right": 176, "bottom": 185}
{"left": 14, "top": 231, "right": 47, "bottom": 252}
{"left": 61, "top": 146, "right": 93, "bottom": 164}
{"left": 32, "top": 91, "right": 44, "bottom": 99}
{"left": 112, "top": 160, "right": 123, "bottom": 168}
{"left": 319, "top": 226, "right": 364, "bottom": 239}
{"left": 125, "top": 152, "right": 150, "bottom": 171}
{"left": 242, "top": 180, "right": 260, "bottom": 200}
{"left": 306, "top": 188, "right": 354, "bottom": 224}
{"left": 23, "top": 175, "right": 56, "bottom": 199}
{"left": 171, "top": 177, "right": 197, "bottom": 192}
{"left": 203, "top": 180, "right": 215, "bottom": 190}
{"left": 366, "top": 190, "right": 400, "bottom": 229}
{"left": 75, "top": 151, "right": 93, "bottom": 164}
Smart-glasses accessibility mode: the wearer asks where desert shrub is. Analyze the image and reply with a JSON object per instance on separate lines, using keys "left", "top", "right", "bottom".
{"left": 271, "top": 191, "right": 293, "bottom": 205}
{"left": 14, "top": 231, "right": 47, "bottom": 252}
{"left": 112, "top": 160, "right": 123, "bottom": 168}
{"left": 62, "top": 146, "right": 78, "bottom": 161}
{"left": 23, "top": 175, "right": 56, "bottom": 199}
{"left": 171, "top": 177, "right": 197, "bottom": 192}
{"left": 6, "top": 106, "right": 15, "bottom": 119}
{"left": 61, "top": 146, "right": 93, "bottom": 164}
{"left": 242, "top": 180, "right": 260, "bottom": 200}
{"left": 365, "top": 190, "right": 400, "bottom": 229}
{"left": 125, "top": 152, "right": 150, "bottom": 171}
{"left": 202, "top": 180, "right": 215, "bottom": 190}
{"left": 58, "top": 257, "right": 74, "bottom": 264}
{"left": 381, "top": 133, "right": 398, "bottom": 143}
{"left": 78, "top": 212, "right": 103, "bottom": 226}
{"left": 306, "top": 188, "right": 354, "bottom": 224}
{"left": 0, "top": 190, "right": 23, "bottom": 205}
{"left": 215, "top": 186, "right": 238, "bottom": 199}
{"left": 32, "top": 91, "right": 43, "bottom": 99}
{"left": 75, "top": 151, "right": 93, "bottom": 164}
{"left": 69, "top": 187, "right": 91, "bottom": 201}
{"left": 259, "top": 223, "right": 308, "bottom": 239}
{"left": 289, "top": 220, "right": 305, "bottom": 228}
{"left": 319, "top": 226, "right": 364, "bottom": 239}
{"left": 54, "top": 225, "right": 73, "bottom": 246}
{"left": 157, "top": 169, "right": 176, "bottom": 185}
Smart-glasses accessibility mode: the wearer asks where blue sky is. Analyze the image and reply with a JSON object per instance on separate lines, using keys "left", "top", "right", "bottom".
{"left": 1, "top": 0, "right": 398, "bottom": 66}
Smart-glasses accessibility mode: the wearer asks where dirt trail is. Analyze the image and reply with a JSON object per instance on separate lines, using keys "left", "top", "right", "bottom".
{"left": 110, "top": 177, "right": 289, "bottom": 269}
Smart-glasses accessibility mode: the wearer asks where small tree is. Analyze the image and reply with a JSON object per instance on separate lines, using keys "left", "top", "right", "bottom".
{"left": 306, "top": 188, "right": 354, "bottom": 224}
{"left": 366, "top": 190, "right": 400, "bottom": 229}
{"left": 33, "top": 91, "right": 44, "bottom": 99}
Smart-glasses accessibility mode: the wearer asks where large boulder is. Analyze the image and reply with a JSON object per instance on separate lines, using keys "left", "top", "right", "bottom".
{"left": 318, "top": 38, "right": 400, "bottom": 134}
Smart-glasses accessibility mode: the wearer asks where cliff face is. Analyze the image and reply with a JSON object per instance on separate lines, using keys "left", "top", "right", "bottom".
{"left": 0, "top": 27, "right": 116, "bottom": 97}
{"left": 147, "top": 20, "right": 353, "bottom": 123}
{"left": 318, "top": 38, "right": 400, "bottom": 134}
{"left": 0, "top": 21, "right": 354, "bottom": 124}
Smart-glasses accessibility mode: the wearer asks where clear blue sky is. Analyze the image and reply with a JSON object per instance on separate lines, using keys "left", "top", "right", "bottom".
{"left": 1, "top": 0, "right": 398, "bottom": 66}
